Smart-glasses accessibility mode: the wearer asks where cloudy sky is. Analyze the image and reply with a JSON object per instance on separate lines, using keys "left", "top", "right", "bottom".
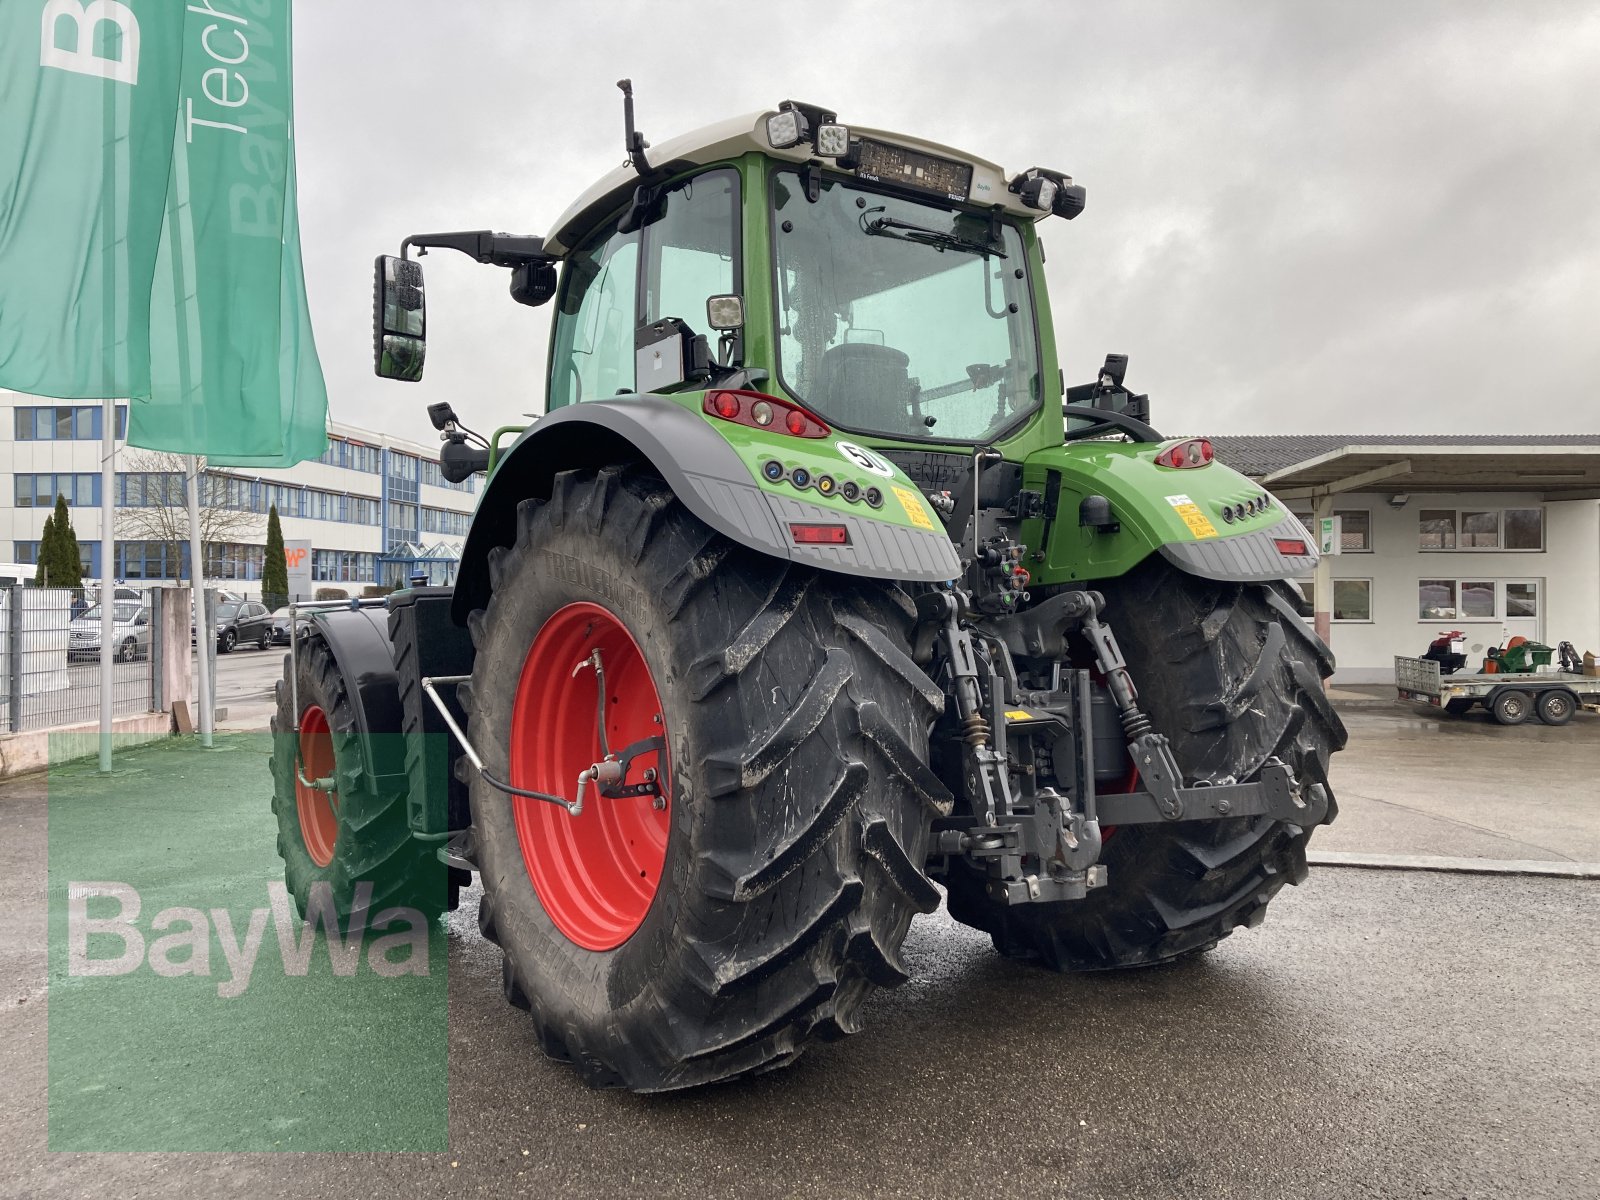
{"left": 293, "top": 0, "right": 1599, "bottom": 447}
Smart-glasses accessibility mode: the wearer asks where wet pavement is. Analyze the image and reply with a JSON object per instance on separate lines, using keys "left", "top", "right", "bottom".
{"left": 2, "top": 703, "right": 1596, "bottom": 1198}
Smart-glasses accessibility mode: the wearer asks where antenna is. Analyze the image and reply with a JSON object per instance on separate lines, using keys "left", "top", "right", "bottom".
{"left": 617, "top": 78, "right": 650, "bottom": 175}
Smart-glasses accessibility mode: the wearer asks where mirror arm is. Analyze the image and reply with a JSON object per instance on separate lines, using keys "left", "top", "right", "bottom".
{"left": 402, "top": 230, "right": 552, "bottom": 269}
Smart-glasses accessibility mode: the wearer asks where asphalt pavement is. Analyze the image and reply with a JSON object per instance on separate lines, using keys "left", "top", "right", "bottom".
{"left": 1, "top": 701, "right": 1595, "bottom": 1198}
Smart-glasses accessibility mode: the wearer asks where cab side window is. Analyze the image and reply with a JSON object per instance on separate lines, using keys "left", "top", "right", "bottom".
{"left": 644, "top": 168, "right": 738, "bottom": 331}
{"left": 549, "top": 225, "right": 640, "bottom": 408}
{"left": 548, "top": 168, "right": 739, "bottom": 407}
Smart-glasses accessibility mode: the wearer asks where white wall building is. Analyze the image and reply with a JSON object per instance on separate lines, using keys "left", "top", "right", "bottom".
{"left": 0, "top": 390, "right": 477, "bottom": 597}
{"left": 1211, "top": 435, "right": 1600, "bottom": 683}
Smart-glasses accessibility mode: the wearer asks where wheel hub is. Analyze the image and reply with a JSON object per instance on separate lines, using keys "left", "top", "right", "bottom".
{"left": 510, "top": 602, "right": 670, "bottom": 951}
{"left": 295, "top": 704, "right": 340, "bottom": 868}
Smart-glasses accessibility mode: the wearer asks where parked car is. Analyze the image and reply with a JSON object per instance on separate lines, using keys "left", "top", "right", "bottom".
{"left": 194, "top": 600, "right": 274, "bottom": 652}
{"left": 269, "top": 606, "right": 313, "bottom": 645}
{"left": 68, "top": 602, "right": 150, "bottom": 662}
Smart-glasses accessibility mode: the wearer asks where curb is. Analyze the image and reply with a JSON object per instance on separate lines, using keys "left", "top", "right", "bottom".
{"left": 1308, "top": 850, "right": 1600, "bottom": 879}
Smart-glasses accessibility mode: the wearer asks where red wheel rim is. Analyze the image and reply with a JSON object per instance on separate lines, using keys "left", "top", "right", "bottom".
{"left": 295, "top": 704, "right": 340, "bottom": 868}
{"left": 510, "top": 602, "right": 670, "bottom": 951}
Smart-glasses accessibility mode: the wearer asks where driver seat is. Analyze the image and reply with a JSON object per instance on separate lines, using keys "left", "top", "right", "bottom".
{"left": 810, "top": 343, "right": 913, "bottom": 431}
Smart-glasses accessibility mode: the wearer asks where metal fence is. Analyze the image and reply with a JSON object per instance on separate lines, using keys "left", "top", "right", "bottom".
{"left": 0, "top": 585, "right": 159, "bottom": 734}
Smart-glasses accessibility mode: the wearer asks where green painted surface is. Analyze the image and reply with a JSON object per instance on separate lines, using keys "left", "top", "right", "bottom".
{"left": 47, "top": 735, "right": 447, "bottom": 1151}
{"left": 1019, "top": 441, "right": 1283, "bottom": 583}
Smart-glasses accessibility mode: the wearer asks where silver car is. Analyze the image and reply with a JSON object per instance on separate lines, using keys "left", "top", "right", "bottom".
{"left": 68, "top": 602, "right": 151, "bottom": 662}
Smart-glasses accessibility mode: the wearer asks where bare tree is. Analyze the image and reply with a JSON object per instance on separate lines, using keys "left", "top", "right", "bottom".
{"left": 113, "top": 449, "right": 264, "bottom": 580}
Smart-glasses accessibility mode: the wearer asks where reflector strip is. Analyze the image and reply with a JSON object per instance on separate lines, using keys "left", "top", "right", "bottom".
{"left": 789, "top": 523, "right": 850, "bottom": 545}
{"left": 1274, "top": 538, "right": 1309, "bottom": 556}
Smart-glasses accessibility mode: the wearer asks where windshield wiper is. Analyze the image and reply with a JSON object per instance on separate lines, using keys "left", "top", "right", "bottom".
{"left": 859, "top": 210, "right": 1005, "bottom": 259}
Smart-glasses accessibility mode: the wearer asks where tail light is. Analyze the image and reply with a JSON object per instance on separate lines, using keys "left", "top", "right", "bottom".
{"left": 1273, "top": 538, "right": 1309, "bottom": 556}
{"left": 1153, "top": 439, "right": 1214, "bottom": 469}
{"left": 789, "top": 523, "right": 849, "bottom": 545}
{"left": 703, "top": 390, "right": 829, "bottom": 438}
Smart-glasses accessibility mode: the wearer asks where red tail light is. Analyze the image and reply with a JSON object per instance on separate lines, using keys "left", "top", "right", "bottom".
{"left": 789, "top": 523, "right": 850, "bottom": 545}
{"left": 703, "top": 390, "right": 830, "bottom": 438}
{"left": 1274, "top": 538, "right": 1309, "bottom": 556}
{"left": 1153, "top": 439, "right": 1214, "bottom": 469}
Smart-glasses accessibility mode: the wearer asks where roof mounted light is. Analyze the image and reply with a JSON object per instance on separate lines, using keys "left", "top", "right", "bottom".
{"left": 815, "top": 122, "right": 851, "bottom": 157}
{"left": 1008, "top": 167, "right": 1087, "bottom": 220}
{"left": 767, "top": 100, "right": 842, "bottom": 155}
{"left": 766, "top": 108, "right": 807, "bottom": 149}
{"left": 1013, "top": 171, "right": 1058, "bottom": 212}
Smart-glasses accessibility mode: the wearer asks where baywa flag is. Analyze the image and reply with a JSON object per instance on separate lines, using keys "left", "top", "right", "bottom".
{"left": 0, "top": 0, "right": 327, "bottom": 467}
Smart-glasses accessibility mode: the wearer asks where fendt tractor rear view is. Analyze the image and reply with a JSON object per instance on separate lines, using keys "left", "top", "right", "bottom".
{"left": 269, "top": 84, "right": 1347, "bottom": 1092}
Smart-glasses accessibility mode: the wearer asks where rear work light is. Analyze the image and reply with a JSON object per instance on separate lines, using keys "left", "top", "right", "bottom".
{"left": 1274, "top": 538, "right": 1309, "bottom": 556}
{"left": 789, "top": 523, "right": 850, "bottom": 545}
{"left": 1153, "top": 439, "right": 1214, "bottom": 469}
{"left": 703, "top": 390, "right": 830, "bottom": 438}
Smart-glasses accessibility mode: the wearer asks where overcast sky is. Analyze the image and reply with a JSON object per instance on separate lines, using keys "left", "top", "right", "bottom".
{"left": 292, "top": 0, "right": 1599, "bottom": 447}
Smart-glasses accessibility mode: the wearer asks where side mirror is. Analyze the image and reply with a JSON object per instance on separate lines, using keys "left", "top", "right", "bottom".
{"left": 373, "top": 255, "right": 426, "bottom": 381}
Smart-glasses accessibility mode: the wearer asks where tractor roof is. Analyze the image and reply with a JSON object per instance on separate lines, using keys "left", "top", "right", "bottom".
{"left": 546, "top": 110, "right": 1047, "bottom": 255}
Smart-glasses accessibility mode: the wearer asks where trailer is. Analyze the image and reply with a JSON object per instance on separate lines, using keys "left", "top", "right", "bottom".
{"left": 1394, "top": 655, "right": 1600, "bottom": 726}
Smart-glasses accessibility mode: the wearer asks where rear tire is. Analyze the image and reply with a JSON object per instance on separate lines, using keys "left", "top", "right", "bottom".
{"left": 269, "top": 634, "right": 449, "bottom": 919}
{"left": 1536, "top": 689, "right": 1575, "bottom": 726}
{"left": 1491, "top": 689, "right": 1531, "bottom": 726}
{"left": 461, "top": 465, "right": 946, "bottom": 1091}
{"left": 945, "top": 561, "right": 1346, "bottom": 970}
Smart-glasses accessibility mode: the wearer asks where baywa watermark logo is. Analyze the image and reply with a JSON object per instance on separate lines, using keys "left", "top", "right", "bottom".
{"left": 67, "top": 881, "right": 430, "bottom": 998}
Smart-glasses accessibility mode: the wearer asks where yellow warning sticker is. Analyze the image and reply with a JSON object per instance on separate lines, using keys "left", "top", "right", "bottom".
{"left": 1005, "top": 709, "right": 1036, "bottom": 721}
{"left": 892, "top": 485, "right": 936, "bottom": 531}
{"left": 1165, "top": 494, "right": 1219, "bottom": 539}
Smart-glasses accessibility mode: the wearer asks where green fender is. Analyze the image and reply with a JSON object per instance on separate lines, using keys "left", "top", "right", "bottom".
{"left": 1018, "top": 440, "right": 1320, "bottom": 586}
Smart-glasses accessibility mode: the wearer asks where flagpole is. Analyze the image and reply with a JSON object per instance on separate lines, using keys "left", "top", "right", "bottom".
{"left": 98, "top": 399, "right": 115, "bottom": 772}
{"left": 187, "top": 455, "right": 214, "bottom": 748}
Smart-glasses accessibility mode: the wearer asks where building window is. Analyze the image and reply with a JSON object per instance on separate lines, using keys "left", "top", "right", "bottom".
{"left": 1338, "top": 510, "right": 1370, "bottom": 552}
{"left": 14, "top": 540, "right": 99, "bottom": 577}
{"left": 1419, "top": 579, "right": 1457, "bottom": 619}
{"left": 1419, "top": 508, "right": 1543, "bottom": 551}
{"left": 1460, "top": 511, "right": 1498, "bottom": 548}
{"left": 1419, "top": 578, "right": 1540, "bottom": 621}
{"left": 14, "top": 473, "right": 101, "bottom": 507}
{"left": 1504, "top": 510, "right": 1543, "bottom": 550}
{"left": 1332, "top": 579, "right": 1372, "bottom": 621}
{"left": 1418, "top": 510, "right": 1456, "bottom": 550}
{"left": 13, "top": 404, "right": 126, "bottom": 441}
{"left": 1290, "top": 509, "right": 1371, "bottom": 552}
{"left": 1460, "top": 580, "right": 1496, "bottom": 619}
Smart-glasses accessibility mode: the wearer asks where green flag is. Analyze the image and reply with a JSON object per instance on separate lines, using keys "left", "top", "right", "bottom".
{"left": 0, "top": 0, "right": 327, "bottom": 468}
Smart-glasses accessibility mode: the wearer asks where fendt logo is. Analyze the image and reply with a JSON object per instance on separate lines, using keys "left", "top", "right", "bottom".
{"left": 40, "top": 0, "right": 140, "bottom": 85}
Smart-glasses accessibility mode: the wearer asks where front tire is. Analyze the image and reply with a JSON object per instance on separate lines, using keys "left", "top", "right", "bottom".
{"left": 946, "top": 560, "right": 1346, "bottom": 970}
{"left": 220, "top": 629, "right": 236, "bottom": 654}
{"left": 461, "top": 466, "right": 947, "bottom": 1091}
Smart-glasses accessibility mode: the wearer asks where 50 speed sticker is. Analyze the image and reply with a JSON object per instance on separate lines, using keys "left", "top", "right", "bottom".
{"left": 836, "top": 441, "right": 895, "bottom": 478}
{"left": 1165, "top": 493, "right": 1219, "bottom": 539}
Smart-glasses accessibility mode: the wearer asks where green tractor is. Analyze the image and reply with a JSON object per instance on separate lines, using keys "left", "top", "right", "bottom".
{"left": 271, "top": 87, "right": 1346, "bottom": 1091}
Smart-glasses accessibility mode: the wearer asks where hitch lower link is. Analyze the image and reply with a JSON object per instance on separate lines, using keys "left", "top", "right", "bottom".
{"left": 420, "top": 649, "right": 662, "bottom": 817}
{"left": 931, "top": 586, "right": 1329, "bottom": 907}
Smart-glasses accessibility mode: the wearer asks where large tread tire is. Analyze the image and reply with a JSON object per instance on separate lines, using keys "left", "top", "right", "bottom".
{"left": 269, "top": 635, "right": 450, "bottom": 920}
{"left": 946, "top": 560, "right": 1346, "bottom": 970}
{"left": 462, "top": 465, "right": 946, "bottom": 1091}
